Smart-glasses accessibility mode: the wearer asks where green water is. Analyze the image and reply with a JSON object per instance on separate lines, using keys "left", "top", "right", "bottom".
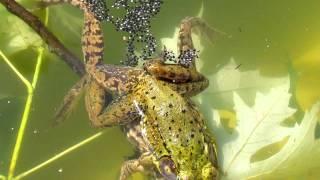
{"left": 1, "top": 0, "right": 320, "bottom": 179}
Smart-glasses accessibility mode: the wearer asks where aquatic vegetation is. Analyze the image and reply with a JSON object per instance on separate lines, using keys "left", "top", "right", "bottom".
{"left": 0, "top": 7, "right": 103, "bottom": 180}
{"left": 1, "top": 0, "right": 320, "bottom": 180}
{"left": 0, "top": 8, "right": 47, "bottom": 179}
{"left": 197, "top": 60, "right": 320, "bottom": 179}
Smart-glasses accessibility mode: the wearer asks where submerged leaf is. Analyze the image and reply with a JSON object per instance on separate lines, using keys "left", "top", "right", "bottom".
{"left": 218, "top": 82, "right": 296, "bottom": 179}
{"left": 203, "top": 58, "right": 290, "bottom": 107}
{"left": 0, "top": 14, "right": 42, "bottom": 55}
{"left": 206, "top": 77, "right": 320, "bottom": 179}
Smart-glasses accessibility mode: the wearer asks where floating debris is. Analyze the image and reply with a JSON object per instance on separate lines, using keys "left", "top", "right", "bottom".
{"left": 58, "top": 168, "right": 63, "bottom": 173}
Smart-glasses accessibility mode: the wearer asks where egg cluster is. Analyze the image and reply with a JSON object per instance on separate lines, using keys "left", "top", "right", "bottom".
{"left": 177, "top": 49, "right": 199, "bottom": 67}
{"left": 161, "top": 48, "right": 199, "bottom": 67}
{"left": 85, "top": 0, "right": 163, "bottom": 66}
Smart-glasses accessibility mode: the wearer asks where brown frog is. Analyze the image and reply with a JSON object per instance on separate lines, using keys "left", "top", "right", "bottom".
{"left": 43, "top": 0, "right": 219, "bottom": 179}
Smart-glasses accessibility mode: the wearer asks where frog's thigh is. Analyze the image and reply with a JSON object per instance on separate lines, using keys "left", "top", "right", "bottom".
{"left": 144, "top": 60, "right": 204, "bottom": 83}
{"left": 165, "top": 78, "right": 209, "bottom": 97}
{"left": 54, "top": 75, "right": 87, "bottom": 125}
{"left": 85, "top": 82, "right": 138, "bottom": 127}
{"left": 120, "top": 153, "right": 154, "bottom": 180}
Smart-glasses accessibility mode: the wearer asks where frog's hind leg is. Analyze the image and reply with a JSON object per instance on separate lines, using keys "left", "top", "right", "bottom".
{"left": 120, "top": 153, "right": 155, "bottom": 180}
{"left": 54, "top": 75, "right": 88, "bottom": 125}
{"left": 85, "top": 80, "right": 140, "bottom": 128}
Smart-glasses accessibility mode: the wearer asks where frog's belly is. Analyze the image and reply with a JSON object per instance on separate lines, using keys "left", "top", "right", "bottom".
{"left": 122, "top": 119, "right": 149, "bottom": 153}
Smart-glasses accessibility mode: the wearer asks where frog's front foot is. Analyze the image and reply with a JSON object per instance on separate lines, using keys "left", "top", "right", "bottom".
{"left": 119, "top": 153, "right": 154, "bottom": 180}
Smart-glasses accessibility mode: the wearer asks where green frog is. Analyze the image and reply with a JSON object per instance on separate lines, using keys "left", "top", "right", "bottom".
{"left": 44, "top": 0, "right": 219, "bottom": 179}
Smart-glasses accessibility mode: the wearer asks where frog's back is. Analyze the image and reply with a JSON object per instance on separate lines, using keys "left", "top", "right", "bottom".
{"left": 138, "top": 76, "right": 206, "bottom": 158}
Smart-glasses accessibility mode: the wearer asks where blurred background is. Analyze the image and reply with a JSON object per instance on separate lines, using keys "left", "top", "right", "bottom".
{"left": 0, "top": 0, "right": 320, "bottom": 179}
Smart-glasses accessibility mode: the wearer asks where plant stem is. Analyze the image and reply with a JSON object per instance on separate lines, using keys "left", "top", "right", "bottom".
{"left": 0, "top": 0, "right": 85, "bottom": 76}
{"left": 14, "top": 132, "right": 104, "bottom": 179}
{"left": 3, "top": 8, "right": 49, "bottom": 180}
{"left": 0, "top": 51, "right": 32, "bottom": 89}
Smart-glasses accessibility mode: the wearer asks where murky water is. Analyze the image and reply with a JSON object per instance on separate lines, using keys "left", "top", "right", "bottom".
{"left": 1, "top": 0, "right": 320, "bottom": 179}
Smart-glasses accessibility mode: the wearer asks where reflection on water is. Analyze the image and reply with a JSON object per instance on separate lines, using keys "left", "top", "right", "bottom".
{"left": 0, "top": 0, "right": 320, "bottom": 179}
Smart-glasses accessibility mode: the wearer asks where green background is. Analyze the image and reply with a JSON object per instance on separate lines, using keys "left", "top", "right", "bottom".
{"left": 0, "top": 0, "right": 320, "bottom": 179}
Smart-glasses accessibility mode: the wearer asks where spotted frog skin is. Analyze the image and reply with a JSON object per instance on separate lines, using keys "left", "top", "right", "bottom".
{"left": 43, "top": 0, "right": 219, "bottom": 179}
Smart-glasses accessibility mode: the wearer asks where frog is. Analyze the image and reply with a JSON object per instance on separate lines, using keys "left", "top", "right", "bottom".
{"left": 41, "top": 0, "right": 219, "bottom": 179}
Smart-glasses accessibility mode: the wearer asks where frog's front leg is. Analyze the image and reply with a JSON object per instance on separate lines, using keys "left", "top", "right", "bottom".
{"left": 163, "top": 78, "right": 209, "bottom": 97}
{"left": 120, "top": 152, "right": 155, "bottom": 180}
{"left": 144, "top": 59, "right": 209, "bottom": 97}
{"left": 54, "top": 75, "right": 88, "bottom": 125}
{"left": 85, "top": 79, "right": 140, "bottom": 127}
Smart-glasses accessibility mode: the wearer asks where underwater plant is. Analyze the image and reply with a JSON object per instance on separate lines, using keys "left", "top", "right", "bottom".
{"left": 1, "top": 0, "right": 320, "bottom": 180}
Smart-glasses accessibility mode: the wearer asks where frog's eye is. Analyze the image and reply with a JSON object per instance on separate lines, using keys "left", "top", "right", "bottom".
{"left": 159, "top": 156, "right": 177, "bottom": 179}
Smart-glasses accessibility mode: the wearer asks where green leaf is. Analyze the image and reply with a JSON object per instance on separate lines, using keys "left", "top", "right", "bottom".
{"left": 0, "top": 12, "right": 42, "bottom": 55}
{"left": 205, "top": 77, "right": 320, "bottom": 179}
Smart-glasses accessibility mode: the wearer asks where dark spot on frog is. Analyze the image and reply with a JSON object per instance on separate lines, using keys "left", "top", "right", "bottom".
{"left": 171, "top": 119, "right": 175, "bottom": 123}
{"left": 168, "top": 72, "right": 175, "bottom": 78}
{"left": 168, "top": 103, "right": 173, "bottom": 108}
{"left": 170, "top": 93, "right": 174, "bottom": 96}
{"left": 181, "top": 109, "right": 186, "bottom": 113}
{"left": 151, "top": 96, "right": 156, "bottom": 99}
{"left": 145, "top": 91, "right": 149, "bottom": 94}
{"left": 152, "top": 105, "right": 155, "bottom": 110}
{"left": 169, "top": 127, "right": 172, "bottom": 130}
{"left": 185, "top": 85, "right": 189, "bottom": 92}
{"left": 178, "top": 128, "right": 182, "bottom": 132}
{"left": 189, "top": 120, "right": 194, "bottom": 124}
{"left": 191, "top": 134, "right": 195, "bottom": 138}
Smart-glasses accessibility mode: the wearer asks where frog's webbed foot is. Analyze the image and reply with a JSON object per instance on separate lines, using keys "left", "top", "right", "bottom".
{"left": 54, "top": 75, "right": 88, "bottom": 125}
{"left": 85, "top": 80, "right": 140, "bottom": 128}
{"left": 120, "top": 153, "right": 155, "bottom": 180}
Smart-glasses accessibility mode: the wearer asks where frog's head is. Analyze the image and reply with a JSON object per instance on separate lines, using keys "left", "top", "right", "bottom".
{"left": 157, "top": 155, "right": 217, "bottom": 180}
